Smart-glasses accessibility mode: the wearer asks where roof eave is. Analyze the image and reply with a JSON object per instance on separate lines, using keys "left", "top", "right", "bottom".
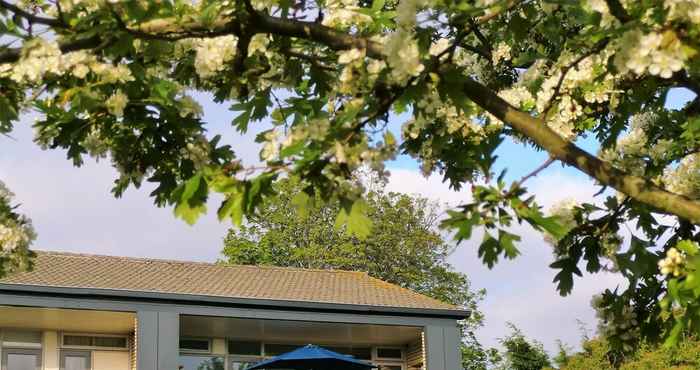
{"left": 0, "top": 283, "right": 471, "bottom": 320}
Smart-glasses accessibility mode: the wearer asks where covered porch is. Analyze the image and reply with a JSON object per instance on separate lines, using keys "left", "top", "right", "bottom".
{"left": 0, "top": 305, "right": 459, "bottom": 370}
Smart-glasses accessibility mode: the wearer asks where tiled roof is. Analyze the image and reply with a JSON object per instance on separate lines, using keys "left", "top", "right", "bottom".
{"left": 0, "top": 251, "right": 461, "bottom": 314}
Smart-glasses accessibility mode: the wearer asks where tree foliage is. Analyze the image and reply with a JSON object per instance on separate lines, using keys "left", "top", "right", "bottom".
{"left": 221, "top": 177, "right": 493, "bottom": 369}
{"left": 2, "top": 0, "right": 700, "bottom": 350}
{"left": 557, "top": 335, "right": 700, "bottom": 370}
{"left": 495, "top": 324, "right": 551, "bottom": 370}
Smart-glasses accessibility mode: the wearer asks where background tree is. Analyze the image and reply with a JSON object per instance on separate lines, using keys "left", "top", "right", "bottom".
{"left": 2, "top": 0, "right": 700, "bottom": 350}
{"left": 495, "top": 323, "right": 551, "bottom": 370}
{"left": 222, "top": 177, "right": 493, "bottom": 369}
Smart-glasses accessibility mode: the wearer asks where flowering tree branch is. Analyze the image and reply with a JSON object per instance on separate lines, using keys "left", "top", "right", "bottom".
{"left": 1, "top": 6, "right": 699, "bottom": 224}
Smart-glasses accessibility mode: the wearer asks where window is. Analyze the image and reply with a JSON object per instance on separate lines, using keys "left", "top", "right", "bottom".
{"left": 227, "top": 341, "right": 261, "bottom": 356}
{"left": 325, "top": 347, "right": 372, "bottom": 360}
{"left": 2, "top": 330, "right": 42, "bottom": 348}
{"left": 62, "top": 334, "right": 128, "bottom": 350}
{"left": 263, "top": 344, "right": 302, "bottom": 356}
{"left": 376, "top": 348, "right": 403, "bottom": 360}
{"left": 228, "top": 357, "right": 260, "bottom": 370}
{"left": 60, "top": 351, "right": 91, "bottom": 370}
{"left": 179, "top": 338, "right": 211, "bottom": 353}
{"left": 1, "top": 348, "right": 41, "bottom": 370}
{"left": 376, "top": 365, "right": 403, "bottom": 370}
{"left": 178, "top": 355, "right": 224, "bottom": 370}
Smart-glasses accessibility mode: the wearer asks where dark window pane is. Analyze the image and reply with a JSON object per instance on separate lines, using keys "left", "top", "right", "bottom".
{"left": 264, "top": 344, "right": 302, "bottom": 356}
{"left": 228, "top": 341, "right": 261, "bottom": 356}
{"left": 349, "top": 348, "right": 372, "bottom": 360}
{"left": 179, "top": 356, "right": 224, "bottom": 370}
{"left": 63, "top": 336, "right": 92, "bottom": 347}
{"left": 93, "top": 337, "right": 127, "bottom": 348}
{"left": 376, "top": 348, "right": 402, "bottom": 359}
{"left": 3, "top": 330, "right": 42, "bottom": 345}
{"left": 180, "top": 339, "right": 210, "bottom": 352}
{"left": 323, "top": 347, "right": 370, "bottom": 360}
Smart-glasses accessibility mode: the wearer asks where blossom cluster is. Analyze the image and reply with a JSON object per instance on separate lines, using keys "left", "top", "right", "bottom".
{"left": 663, "top": 154, "right": 700, "bottom": 199}
{"left": 658, "top": 247, "right": 686, "bottom": 277}
{"left": 180, "top": 135, "right": 211, "bottom": 170}
{"left": 0, "top": 182, "right": 36, "bottom": 254}
{"left": 530, "top": 50, "right": 618, "bottom": 140}
{"left": 600, "top": 111, "right": 663, "bottom": 177}
{"left": 193, "top": 35, "right": 238, "bottom": 79}
{"left": 322, "top": 0, "right": 372, "bottom": 29}
{"left": 614, "top": 30, "right": 687, "bottom": 79}
{"left": 0, "top": 39, "right": 134, "bottom": 85}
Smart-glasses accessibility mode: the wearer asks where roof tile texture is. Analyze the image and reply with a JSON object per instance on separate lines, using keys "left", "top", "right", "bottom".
{"left": 0, "top": 251, "right": 457, "bottom": 311}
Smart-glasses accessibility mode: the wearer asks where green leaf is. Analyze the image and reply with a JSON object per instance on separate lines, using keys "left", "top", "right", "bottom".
{"left": 218, "top": 190, "right": 245, "bottom": 226}
{"left": 291, "top": 191, "right": 312, "bottom": 219}
{"left": 498, "top": 230, "right": 521, "bottom": 260}
{"left": 335, "top": 199, "right": 372, "bottom": 239}
{"left": 174, "top": 201, "right": 206, "bottom": 225}
{"left": 478, "top": 232, "right": 500, "bottom": 269}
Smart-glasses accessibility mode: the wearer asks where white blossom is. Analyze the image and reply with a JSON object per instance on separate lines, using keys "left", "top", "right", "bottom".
{"left": 322, "top": 0, "right": 373, "bottom": 29}
{"left": 194, "top": 35, "right": 238, "bottom": 78}
{"left": 180, "top": 135, "right": 211, "bottom": 170}
{"left": 429, "top": 38, "right": 450, "bottom": 57}
{"left": 614, "top": 30, "right": 687, "bottom": 79}
{"left": 491, "top": 42, "right": 511, "bottom": 64}
{"left": 106, "top": 90, "right": 128, "bottom": 118}
{"left": 658, "top": 247, "right": 685, "bottom": 277}
{"left": 82, "top": 127, "right": 109, "bottom": 159}
{"left": 248, "top": 34, "right": 270, "bottom": 57}
{"left": 385, "top": 31, "right": 424, "bottom": 83}
{"left": 338, "top": 48, "right": 365, "bottom": 64}
{"left": 663, "top": 153, "right": 700, "bottom": 198}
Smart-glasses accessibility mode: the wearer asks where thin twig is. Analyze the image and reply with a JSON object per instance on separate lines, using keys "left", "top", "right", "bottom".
{"left": 510, "top": 156, "right": 556, "bottom": 192}
{"left": 541, "top": 40, "right": 609, "bottom": 115}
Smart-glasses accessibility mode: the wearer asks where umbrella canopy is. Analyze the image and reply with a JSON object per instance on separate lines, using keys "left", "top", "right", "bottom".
{"left": 247, "top": 344, "right": 375, "bottom": 370}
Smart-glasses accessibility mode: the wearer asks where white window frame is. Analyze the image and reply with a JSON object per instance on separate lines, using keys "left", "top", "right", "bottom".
{"left": 60, "top": 333, "right": 129, "bottom": 351}
{"left": 179, "top": 337, "right": 212, "bottom": 354}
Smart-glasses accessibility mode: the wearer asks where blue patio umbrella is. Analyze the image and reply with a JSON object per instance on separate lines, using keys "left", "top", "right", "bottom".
{"left": 247, "top": 344, "right": 375, "bottom": 370}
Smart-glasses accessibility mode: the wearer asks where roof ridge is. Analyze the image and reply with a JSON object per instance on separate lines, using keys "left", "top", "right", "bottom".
{"left": 34, "top": 250, "right": 368, "bottom": 275}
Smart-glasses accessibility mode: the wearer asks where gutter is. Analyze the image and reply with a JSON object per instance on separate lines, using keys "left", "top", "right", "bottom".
{"left": 0, "top": 283, "right": 471, "bottom": 320}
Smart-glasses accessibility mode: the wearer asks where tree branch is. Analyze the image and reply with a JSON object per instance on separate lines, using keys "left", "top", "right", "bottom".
{"left": 459, "top": 76, "right": 700, "bottom": 224}
{"left": 604, "top": 0, "right": 631, "bottom": 23}
{"left": 2, "top": 7, "right": 700, "bottom": 223}
{"left": 0, "top": 0, "right": 64, "bottom": 27}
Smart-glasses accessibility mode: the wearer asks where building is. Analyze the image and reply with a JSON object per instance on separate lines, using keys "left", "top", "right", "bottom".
{"left": 0, "top": 251, "right": 467, "bottom": 370}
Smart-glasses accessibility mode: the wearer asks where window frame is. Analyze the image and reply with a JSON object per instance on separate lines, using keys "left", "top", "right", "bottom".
{"left": 0, "top": 329, "right": 42, "bottom": 349}
{"left": 1, "top": 347, "right": 42, "bottom": 370}
{"left": 178, "top": 337, "right": 212, "bottom": 354}
{"left": 374, "top": 347, "right": 404, "bottom": 361}
{"left": 60, "top": 333, "right": 129, "bottom": 351}
{"left": 60, "top": 350, "right": 92, "bottom": 370}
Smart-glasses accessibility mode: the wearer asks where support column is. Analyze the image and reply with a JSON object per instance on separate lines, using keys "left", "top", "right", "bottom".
{"left": 137, "top": 311, "right": 179, "bottom": 370}
{"left": 424, "top": 324, "right": 461, "bottom": 370}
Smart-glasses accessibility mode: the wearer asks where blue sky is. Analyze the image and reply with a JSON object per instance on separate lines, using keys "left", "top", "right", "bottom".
{"left": 0, "top": 87, "right": 694, "bottom": 357}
